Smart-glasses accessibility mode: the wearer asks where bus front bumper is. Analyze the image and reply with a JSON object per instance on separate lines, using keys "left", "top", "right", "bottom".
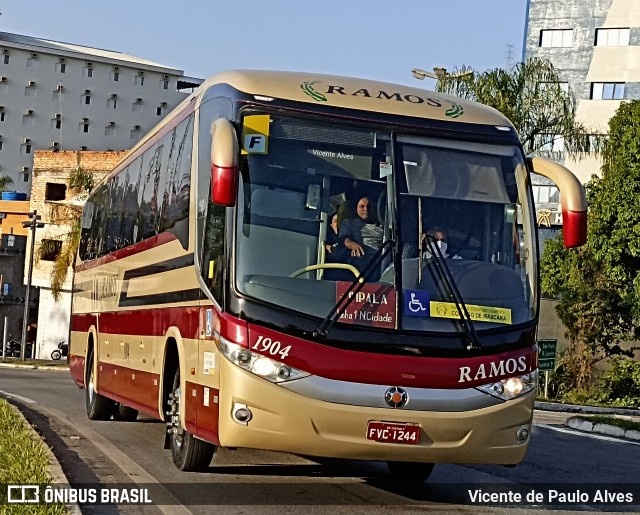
{"left": 217, "top": 361, "right": 534, "bottom": 465}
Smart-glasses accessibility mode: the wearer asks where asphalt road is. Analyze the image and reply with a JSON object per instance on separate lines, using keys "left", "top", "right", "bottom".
{"left": 1, "top": 367, "right": 639, "bottom": 514}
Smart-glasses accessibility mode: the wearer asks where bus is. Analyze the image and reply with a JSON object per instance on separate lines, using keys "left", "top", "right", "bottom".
{"left": 70, "top": 70, "right": 586, "bottom": 479}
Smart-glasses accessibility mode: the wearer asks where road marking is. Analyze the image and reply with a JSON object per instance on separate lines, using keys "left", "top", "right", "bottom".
{"left": 537, "top": 423, "right": 640, "bottom": 446}
{"left": 0, "top": 389, "right": 37, "bottom": 404}
{"left": 40, "top": 405, "right": 193, "bottom": 515}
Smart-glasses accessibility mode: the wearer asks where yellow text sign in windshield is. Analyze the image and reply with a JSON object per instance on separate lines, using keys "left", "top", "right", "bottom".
{"left": 430, "top": 302, "right": 512, "bottom": 325}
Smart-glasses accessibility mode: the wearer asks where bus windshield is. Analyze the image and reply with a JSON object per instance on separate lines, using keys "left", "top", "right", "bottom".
{"left": 230, "top": 113, "right": 537, "bottom": 335}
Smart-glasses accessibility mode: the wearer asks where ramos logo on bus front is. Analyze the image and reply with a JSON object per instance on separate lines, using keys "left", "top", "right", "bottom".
{"left": 300, "top": 80, "right": 465, "bottom": 118}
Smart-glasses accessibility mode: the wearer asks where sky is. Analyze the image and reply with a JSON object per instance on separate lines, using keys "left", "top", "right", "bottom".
{"left": 0, "top": 0, "right": 529, "bottom": 88}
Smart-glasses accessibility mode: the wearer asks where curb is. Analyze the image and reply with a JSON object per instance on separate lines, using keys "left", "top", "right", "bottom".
{"left": 535, "top": 400, "right": 640, "bottom": 417}
{"left": 567, "top": 416, "right": 640, "bottom": 442}
{"left": 0, "top": 362, "right": 69, "bottom": 371}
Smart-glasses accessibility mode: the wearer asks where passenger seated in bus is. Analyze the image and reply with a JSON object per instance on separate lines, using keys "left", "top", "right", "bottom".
{"left": 323, "top": 212, "right": 349, "bottom": 281}
{"left": 339, "top": 195, "right": 384, "bottom": 280}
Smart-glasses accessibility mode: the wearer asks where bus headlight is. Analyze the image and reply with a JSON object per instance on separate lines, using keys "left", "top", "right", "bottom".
{"left": 218, "top": 338, "right": 309, "bottom": 383}
{"left": 476, "top": 371, "right": 538, "bottom": 400}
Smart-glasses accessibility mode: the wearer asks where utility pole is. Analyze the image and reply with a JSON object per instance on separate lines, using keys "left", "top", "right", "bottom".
{"left": 20, "top": 210, "right": 43, "bottom": 360}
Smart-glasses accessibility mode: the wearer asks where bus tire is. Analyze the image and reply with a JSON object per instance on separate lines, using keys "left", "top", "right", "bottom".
{"left": 85, "top": 349, "right": 115, "bottom": 420}
{"left": 168, "top": 368, "right": 215, "bottom": 471}
{"left": 386, "top": 461, "right": 434, "bottom": 483}
{"left": 116, "top": 404, "right": 139, "bottom": 421}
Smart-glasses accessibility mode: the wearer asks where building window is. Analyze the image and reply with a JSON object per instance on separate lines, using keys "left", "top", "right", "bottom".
{"left": 55, "top": 119, "right": 61, "bottom": 129}
{"left": 3, "top": 55, "right": 8, "bottom": 65}
{"left": 111, "top": 70, "right": 119, "bottom": 82}
{"left": 45, "top": 182, "right": 66, "bottom": 201}
{"left": 40, "top": 239, "right": 63, "bottom": 261}
{"left": 540, "top": 29, "right": 573, "bottom": 48}
{"left": 26, "top": 57, "right": 38, "bottom": 69}
{"left": 135, "top": 73, "right": 144, "bottom": 86}
{"left": 105, "top": 122, "right": 115, "bottom": 136}
{"left": 161, "top": 79, "right": 169, "bottom": 90}
{"left": 84, "top": 66, "right": 94, "bottom": 78}
{"left": 533, "top": 185, "right": 560, "bottom": 204}
{"left": 0, "top": 112, "right": 4, "bottom": 122}
{"left": 0, "top": 141, "right": 3, "bottom": 150}
{"left": 156, "top": 107, "right": 162, "bottom": 116}
{"left": 591, "top": 82, "right": 625, "bottom": 100}
{"left": 56, "top": 62, "right": 66, "bottom": 73}
{"left": 84, "top": 95, "right": 91, "bottom": 105}
{"left": 595, "top": 28, "right": 630, "bottom": 46}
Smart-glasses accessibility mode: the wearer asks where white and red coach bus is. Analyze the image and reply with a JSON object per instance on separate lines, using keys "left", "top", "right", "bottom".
{"left": 70, "top": 71, "right": 586, "bottom": 479}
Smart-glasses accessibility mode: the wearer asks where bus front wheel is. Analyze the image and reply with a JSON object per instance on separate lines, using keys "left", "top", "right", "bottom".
{"left": 386, "top": 461, "right": 435, "bottom": 483}
{"left": 167, "top": 368, "right": 216, "bottom": 471}
{"left": 85, "top": 349, "right": 116, "bottom": 420}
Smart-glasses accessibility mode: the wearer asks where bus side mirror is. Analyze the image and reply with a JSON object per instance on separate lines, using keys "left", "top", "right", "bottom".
{"left": 210, "top": 118, "right": 239, "bottom": 207}
{"left": 528, "top": 157, "right": 587, "bottom": 248}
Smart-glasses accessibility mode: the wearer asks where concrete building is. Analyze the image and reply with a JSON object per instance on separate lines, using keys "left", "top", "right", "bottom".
{"left": 27, "top": 150, "right": 126, "bottom": 360}
{"left": 0, "top": 31, "right": 201, "bottom": 195}
{"left": 524, "top": 0, "right": 640, "bottom": 184}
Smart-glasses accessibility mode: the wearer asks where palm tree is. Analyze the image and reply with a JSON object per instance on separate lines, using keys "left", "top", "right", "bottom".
{"left": 436, "top": 57, "right": 602, "bottom": 157}
{"left": 0, "top": 174, "right": 13, "bottom": 192}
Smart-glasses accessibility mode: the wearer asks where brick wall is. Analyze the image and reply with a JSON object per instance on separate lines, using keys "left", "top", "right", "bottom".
{"left": 29, "top": 150, "right": 127, "bottom": 290}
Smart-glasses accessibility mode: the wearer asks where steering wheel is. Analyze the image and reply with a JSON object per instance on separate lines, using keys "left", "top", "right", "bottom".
{"left": 290, "top": 263, "right": 363, "bottom": 281}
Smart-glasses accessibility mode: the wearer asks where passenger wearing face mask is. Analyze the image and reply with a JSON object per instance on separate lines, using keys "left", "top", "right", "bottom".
{"left": 422, "top": 227, "right": 461, "bottom": 260}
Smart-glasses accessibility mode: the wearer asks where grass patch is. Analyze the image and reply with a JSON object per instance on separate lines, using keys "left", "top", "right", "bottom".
{"left": 575, "top": 415, "right": 640, "bottom": 432}
{"left": 0, "top": 398, "right": 66, "bottom": 513}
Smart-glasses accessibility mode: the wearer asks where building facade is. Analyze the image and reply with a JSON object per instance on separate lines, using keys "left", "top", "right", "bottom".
{"left": 524, "top": 0, "right": 640, "bottom": 183}
{"left": 0, "top": 198, "right": 33, "bottom": 343}
{"left": 27, "top": 150, "right": 126, "bottom": 360}
{"left": 0, "top": 31, "right": 201, "bottom": 195}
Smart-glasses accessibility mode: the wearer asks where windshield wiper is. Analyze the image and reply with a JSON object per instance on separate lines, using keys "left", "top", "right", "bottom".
{"left": 313, "top": 239, "right": 394, "bottom": 339}
{"left": 423, "top": 235, "right": 481, "bottom": 351}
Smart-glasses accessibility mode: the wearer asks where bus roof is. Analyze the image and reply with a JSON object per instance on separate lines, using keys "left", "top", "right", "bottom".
{"left": 201, "top": 70, "right": 515, "bottom": 128}
{"left": 100, "top": 70, "right": 517, "bottom": 186}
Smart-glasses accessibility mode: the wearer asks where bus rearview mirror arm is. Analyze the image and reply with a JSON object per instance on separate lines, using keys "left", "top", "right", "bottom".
{"left": 210, "top": 118, "right": 239, "bottom": 207}
{"left": 528, "top": 157, "right": 587, "bottom": 248}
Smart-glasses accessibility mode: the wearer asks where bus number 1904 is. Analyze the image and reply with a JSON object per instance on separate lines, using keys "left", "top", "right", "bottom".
{"left": 252, "top": 335, "right": 291, "bottom": 360}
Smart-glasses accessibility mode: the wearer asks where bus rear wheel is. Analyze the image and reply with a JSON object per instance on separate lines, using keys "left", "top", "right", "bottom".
{"left": 85, "top": 349, "right": 116, "bottom": 420}
{"left": 386, "top": 461, "right": 435, "bottom": 483}
{"left": 167, "top": 368, "right": 215, "bottom": 471}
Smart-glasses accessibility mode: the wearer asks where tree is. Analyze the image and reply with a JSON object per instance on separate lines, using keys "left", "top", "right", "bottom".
{"left": 436, "top": 57, "right": 601, "bottom": 156}
{"left": 541, "top": 100, "right": 640, "bottom": 388}
{"left": 43, "top": 165, "right": 94, "bottom": 300}
{"left": 0, "top": 174, "right": 13, "bottom": 192}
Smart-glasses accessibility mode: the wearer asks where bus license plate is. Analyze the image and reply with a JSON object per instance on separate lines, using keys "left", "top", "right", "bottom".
{"left": 366, "top": 421, "right": 420, "bottom": 445}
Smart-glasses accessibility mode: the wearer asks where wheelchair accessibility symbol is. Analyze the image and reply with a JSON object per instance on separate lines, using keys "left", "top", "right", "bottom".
{"left": 404, "top": 290, "right": 430, "bottom": 317}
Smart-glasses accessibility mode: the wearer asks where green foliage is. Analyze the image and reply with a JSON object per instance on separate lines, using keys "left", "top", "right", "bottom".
{"left": 540, "top": 101, "right": 640, "bottom": 376}
{"left": 592, "top": 356, "right": 640, "bottom": 407}
{"left": 0, "top": 174, "right": 13, "bottom": 192}
{"left": 69, "top": 165, "right": 93, "bottom": 192}
{"left": 0, "top": 399, "right": 65, "bottom": 513}
{"left": 50, "top": 219, "right": 81, "bottom": 301}
{"left": 436, "top": 57, "right": 603, "bottom": 157}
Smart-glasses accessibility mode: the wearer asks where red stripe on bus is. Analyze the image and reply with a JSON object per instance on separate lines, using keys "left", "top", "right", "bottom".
{"left": 98, "top": 361, "right": 160, "bottom": 418}
{"left": 70, "top": 354, "right": 85, "bottom": 387}
{"left": 74, "top": 232, "right": 178, "bottom": 273}
{"left": 71, "top": 307, "right": 201, "bottom": 340}
{"left": 70, "top": 313, "right": 98, "bottom": 333}
{"left": 247, "top": 324, "right": 537, "bottom": 389}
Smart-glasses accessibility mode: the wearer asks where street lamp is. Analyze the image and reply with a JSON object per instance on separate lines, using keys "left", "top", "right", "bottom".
{"left": 411, "top": 67, "right": 473, "bottom": 81}
{"left": 411, "top": 67, "right": 445, "bottom": 81}
{"left": 20, "top": 210, "right": 44, "bottom": 361}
